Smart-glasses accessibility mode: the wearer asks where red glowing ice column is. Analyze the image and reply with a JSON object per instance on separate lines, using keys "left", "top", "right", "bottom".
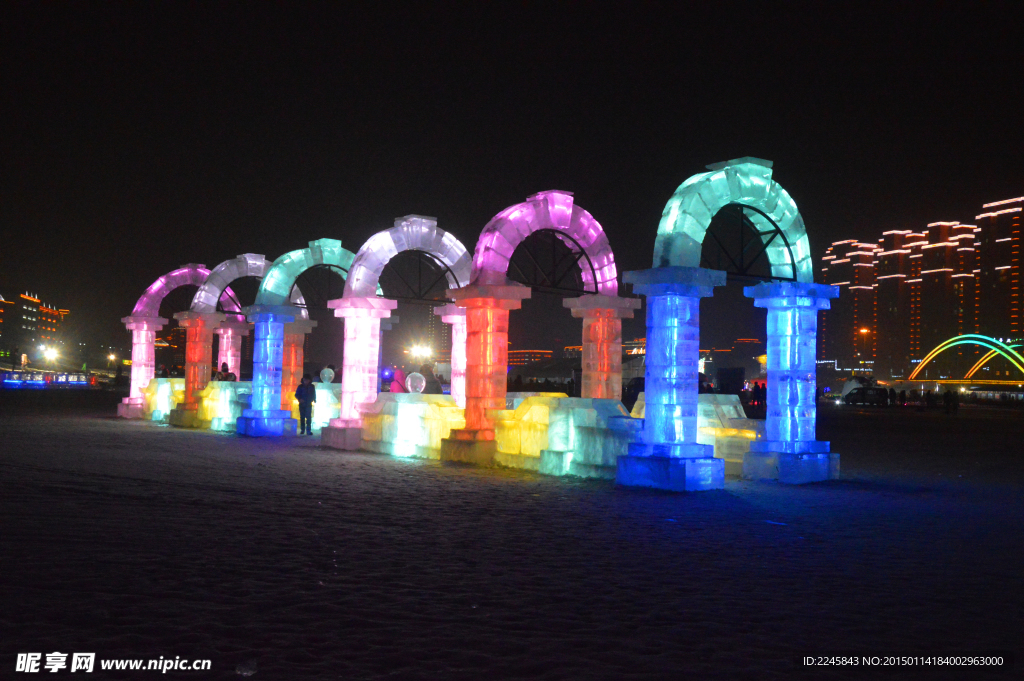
{"left": 280, "top": 319, "right": 318, "bottom": 413}
{"left": 440, "top": 271, "right": 530, "bottom": 463}
{"left": 168, "top": 311, "right": 225, "bottom": 427}
{"left": 564, "top": 294, "right": 640, "bottom": 399}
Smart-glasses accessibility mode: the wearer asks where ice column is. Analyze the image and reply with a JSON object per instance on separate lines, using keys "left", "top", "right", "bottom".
{"left": 320, "top": 296, "right": 397, "bottom": 450}
{"left": 616, "top": 266, "right": 727, "bottom": 491}
{"left": 439, "top": 273, "right": 531, "bottom": 464}
{"left": 434, "top": 303, "right": 467, "bottom": 408}
{"left": 118, "top": 315, "right": 168, "bottom": 418}
{"left": 236, "top": 305, "right": 300, "bottom": 436}
{"left": 564, "top": 295, "right": 641, "bottom": 399}
{"left": 743, "top": 281, "right": 840, "bottom": 483}
{"left": 169, "top": 311, "right": 225, "bottom": 427}
{"left": 280, "top": 319, "right": 318, "bottom": 413}
{"left": 216, "top": 316, "right": 250, "bottom": 377}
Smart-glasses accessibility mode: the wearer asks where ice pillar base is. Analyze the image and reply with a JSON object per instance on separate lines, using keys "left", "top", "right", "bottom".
{"left": 321, "top": 425, "right": 364, "bottom": 451}
{"left": 117, "top": 398, "right": 146, "bottom": 419}
{"left": 439, "top": 434, "right": 497, "bottom": 465}
{"left": 617, "top": 453, "right": 725, "bottom": 492}
{"left": 236, "top": 409, "right": 297, "bottom": 437}
{"left": 743, "top": 450, "right": 840, "bottom": 484}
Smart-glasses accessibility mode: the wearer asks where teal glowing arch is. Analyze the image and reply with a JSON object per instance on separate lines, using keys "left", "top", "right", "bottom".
{"left": 654, "top": 157, "right": 814, "bottom": 282}
{"left": 909, "top": 334, "right": 1024, "bottom": 380}
{"left": 254, "top": 239, "right": 361, "bottom": 307}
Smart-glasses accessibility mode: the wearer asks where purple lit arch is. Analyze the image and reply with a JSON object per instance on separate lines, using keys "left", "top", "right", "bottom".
{"left": 471, "top": 190, "right": 618, "bottom": 294}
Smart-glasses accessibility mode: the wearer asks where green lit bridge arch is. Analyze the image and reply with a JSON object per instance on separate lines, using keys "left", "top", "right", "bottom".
{"left": 909, "top": 334, "right": 1024, "bottom": 381}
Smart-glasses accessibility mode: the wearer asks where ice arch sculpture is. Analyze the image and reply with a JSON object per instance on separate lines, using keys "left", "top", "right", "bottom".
{"left": 117, "top": 264, "right": 240, "bottom": 419}
{"left": 239, "top": 239, "right": 359, "bottom": 436}
{"left": 472, "top": 190, "right": 618, "bottom": 295}
{"left": 653, "top": 158, "right": 814, "bottom": 283}
{"left": 322, "top": 217, "right": 473, "bottom": 450}
{"left": 190, "top": 253, "right": 308, "bottom": 378}
{"left": 617, "top": 159, "right": 838, "bottom": 492}
{"left": 343, "top": 215, "right": 472, "bottom": 298}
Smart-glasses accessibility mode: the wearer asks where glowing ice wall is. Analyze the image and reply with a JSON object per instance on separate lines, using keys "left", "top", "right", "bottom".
{"left": 745, "top": 282, "right": 838, "bottom": 449}
{"left": 435, "top": 304, "right": 467, "bottom": 407}
{"left": 653, "top": 158, "right": 814, "bottom": 282}
{"left": 472, "top": 191, "right": 618, "bottom": 296}
{"left": 564, "top": 295, "right": 640, "bottom": 399}
{"left": 329, "top": 297, "right": 397, "bottom": 426}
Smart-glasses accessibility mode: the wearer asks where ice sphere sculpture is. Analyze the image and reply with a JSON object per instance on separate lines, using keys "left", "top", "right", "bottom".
{"left": 405, "top": 372, "right": 426, "bottom": 393}
{"left": 653, "top": 158, "right": 814, "bottom": 283}
{"left": 472, "top": 191, "right": 618, "bottom": 296}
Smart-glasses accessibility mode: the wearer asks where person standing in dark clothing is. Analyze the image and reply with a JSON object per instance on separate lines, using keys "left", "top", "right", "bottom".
{"left": 420, "top": 363, "right": 443, "bottom": 394}
{"left": 295, "top": 373, "right": 316, "bottom": 435}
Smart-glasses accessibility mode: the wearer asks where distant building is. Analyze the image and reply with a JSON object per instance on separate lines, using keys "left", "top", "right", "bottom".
{"left": 819, "top": 194, "right": 1020, "bottom": 380}
{"left": 508, "top": 349, "right": 552, "bottom": 367}
{"left": 0, "top": 291, "right": 69, "bottom": 353}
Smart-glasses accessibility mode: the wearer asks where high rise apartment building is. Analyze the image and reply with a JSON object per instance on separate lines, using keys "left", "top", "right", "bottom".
{"left": 820, "top": 196, "right": 1020, "bottom": 380}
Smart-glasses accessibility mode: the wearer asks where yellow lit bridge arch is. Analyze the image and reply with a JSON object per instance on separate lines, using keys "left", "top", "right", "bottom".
{"left": 909, "top": 334, "right": 1024, "bottom": 381}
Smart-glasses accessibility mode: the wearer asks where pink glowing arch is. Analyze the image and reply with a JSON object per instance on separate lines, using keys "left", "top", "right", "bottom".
{"left": 471, "top": 190, "right": 618, "bottom": 295}
{"left": 344, "top": 215, "right": 472, "bottom": 298}
{"left": 130, "top": 264, "right": 240, "bottom": 318}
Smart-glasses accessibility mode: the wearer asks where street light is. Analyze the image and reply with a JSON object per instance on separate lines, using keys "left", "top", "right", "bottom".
{"left": 410, "top": 344, "right": 433, "bottom": 359}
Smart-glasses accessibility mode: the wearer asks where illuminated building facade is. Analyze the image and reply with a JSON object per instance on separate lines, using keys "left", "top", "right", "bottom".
{"left": 0, "top": 292, "right": 69, "bottom": 353}
{"left": 507, "top": 349, "right": 552, "bottom": 367}
{"left": 820, "top": 195, "right": 1020, "bottom": 380}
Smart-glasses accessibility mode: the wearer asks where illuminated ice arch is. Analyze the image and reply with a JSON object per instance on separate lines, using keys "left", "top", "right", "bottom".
{"left": 909, "top": 335, "right": 1024, "bottom": 381}
{"left": 117, "top": 264, "right": 241, "bottom": 418}
{"left": 617, "top": 159, "right": 836, "bottom": 491}
{"left": 239, "top": 239, "right": 361, "bottom": 436}
{"left": 966, "top": 343, "right": 1023, "bottom": 379}
{"left": 329, "top": 217, "right": 472, "bottom": 439}
{"left": 653, "top": 157, "right": 813, "bottom": 282}
{"left": 436, "top": 190, "right": 632, "bottom": 452}
{"left": 190, "top": 253, "right": 309, "bottom": 378}
{"left": 471, "top": 190, "right": 618, "bottom": 295}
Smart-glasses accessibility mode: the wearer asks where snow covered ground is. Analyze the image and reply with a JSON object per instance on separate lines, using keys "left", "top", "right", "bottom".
{"left": 1, "top": 398, "right": 1020, "bottom": 679}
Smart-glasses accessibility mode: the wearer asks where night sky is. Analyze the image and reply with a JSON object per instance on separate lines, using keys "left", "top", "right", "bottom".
{"left": 2, "top": 2, "right": 1021, "bottom": 355}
